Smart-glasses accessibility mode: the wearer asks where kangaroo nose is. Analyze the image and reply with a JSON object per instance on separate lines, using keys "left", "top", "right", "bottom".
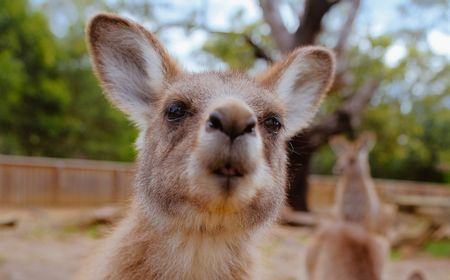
{"left": 207, "top": 105, "right": 256, "bottom": 141}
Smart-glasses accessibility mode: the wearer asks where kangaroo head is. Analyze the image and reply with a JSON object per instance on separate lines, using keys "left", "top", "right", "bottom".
{"left": 87, "top": 14, "right": 335, "bottom": 234}
{"left": 330, "top": 132, "right": 376, "bottom": 176}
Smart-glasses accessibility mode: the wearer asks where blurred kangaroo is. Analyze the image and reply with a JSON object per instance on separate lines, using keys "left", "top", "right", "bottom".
{"left": 79, "top": 13, "right": 335, "bottom": 280}
{"left": 305, "top": 222, "right": 425, "bottom": 280}
{"left": 304, "top": 133, "right": 393, "bottom": 280}
{"left": 407, "top": 270, "right": 426, "bottom": 280}
{"left": 330, "top": 132, "right": 395, "bottom": 235}
{"left": 305, "top": 221, "right": 388, "bottom": 280}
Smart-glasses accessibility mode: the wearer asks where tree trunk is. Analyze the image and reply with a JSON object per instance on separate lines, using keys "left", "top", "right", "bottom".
{"left": 287, "top": 80, "right": 379, "bottom": 211}
{"left": 259, "top": 0, "right": 371, "bottom": 212}
{"left": 286, "top": 134, "right": 314, "bottom": 211}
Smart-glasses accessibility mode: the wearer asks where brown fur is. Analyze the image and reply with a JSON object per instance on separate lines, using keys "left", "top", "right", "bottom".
{"left": 87, "top": 13, "right": 180, "bottom": 87}
{"left": 330, "top": 132, "right": 396, "bottom": 235}
{"left": 257, "top": 47, "right": 334, "bottom": 94}
{"left": 305, "top": 134, "right": 393, "bottom": 280}
{"left": 80, "top": 13, "right": 335, "bottom": 279}
{"left": 407, "top": 270, "right": 426, "bottom": 280}
{"left": 305, "top": 222, "right": 388, "bottom": 280}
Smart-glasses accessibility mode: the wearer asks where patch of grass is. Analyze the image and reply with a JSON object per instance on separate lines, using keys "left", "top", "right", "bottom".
{"left": 295, "top": 233, "right": 308, "bottom": 243}
{"left": 390, "top": 249, "right": 402, "bottom": 260}
{"left": 55, "top": 224, "right": 85, "bottom": 240}
{"left": 424, "top": 239, "right": 450, "bottom": 258}
{"left": 259, "top": 238, "right": 282, "bottom": 255}
{"left": 0, "top": 255, "right": 5, "bottom": 265}
{"left": 86, "top": 224, "right": 101, "bottom": 239}
{"left": 58, "top": 222, "right": 107, "bottom": 239}
{"left": 24, "top": 225, "right": 49, "bottom": 239}
{"left": 61, "top": 225, "right": 81, "bottom": 234}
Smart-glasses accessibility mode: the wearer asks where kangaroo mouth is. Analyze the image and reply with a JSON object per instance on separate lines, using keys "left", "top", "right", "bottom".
{"left": 213, "top": 163, "right": 244, "bottom": 178}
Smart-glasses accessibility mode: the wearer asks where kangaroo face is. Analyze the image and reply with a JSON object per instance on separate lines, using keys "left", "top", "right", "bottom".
{"left": 135, "top": 72, "right": 289, "bottom": 232}
{"left": 87, "top": 14, "right": 335, "bottom": 233}
{"left": 330, "top": 132, "right": 376, "bottom": 176}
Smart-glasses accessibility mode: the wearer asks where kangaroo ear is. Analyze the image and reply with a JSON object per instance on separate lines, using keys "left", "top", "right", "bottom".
{"left": 86, "top": 13, "right": 180, "bottom": 128}
{"left": 258, "top": 47, "right": 335, "bottom": 138}
{"left": 357, "top": 131, "right": 376, "bottom": 154}
{"left": 330, "top": 135, "right": 350, "bottom": 156}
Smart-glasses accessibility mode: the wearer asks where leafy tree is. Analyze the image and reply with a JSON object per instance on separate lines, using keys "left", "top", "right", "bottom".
{"left": 311, "top": 40, "right": 450, "bottom": 183}
{"left": 0, "top": 0, "right": 73, "bottom": 156}
{"left": 1, "top": 0, "right": 448, "bottom": 196}
{"left": 0, "top": 0, "right": 136, "bottom": 160}
{"left": 55, "top": 4, "right": 137, "bottom": 161}
{"left": 196, "top": 0, "right": 450, "bottom": 211}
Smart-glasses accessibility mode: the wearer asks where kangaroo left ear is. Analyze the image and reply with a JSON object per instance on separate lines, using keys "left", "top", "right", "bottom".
{"left": 330, "top": 135, "right": 350, "bottom": 156}
{"left": 86, "top": 13, "right": 180, "bottom": 129}
{"left": 258, "top": 47, "right": 335, "bottom": 138}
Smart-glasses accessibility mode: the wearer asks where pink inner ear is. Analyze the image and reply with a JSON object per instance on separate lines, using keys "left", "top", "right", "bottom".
{"left": 87, "top": 13, "right": 182, "bottom": 128}
{"left": 330, "top": 136, "right": 350, "bottom": 156}
{"left": 256, "top": 47, "right": 335, "bottom": 138}
{"left": 356, "top": 133, "right": 376, "bottom": 152}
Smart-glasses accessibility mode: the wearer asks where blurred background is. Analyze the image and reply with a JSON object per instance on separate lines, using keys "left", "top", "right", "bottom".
{"left": 0, "top": 0, "right": 449, "bottom": 279}
{"left": 1, "top": 0, "right": 449, "bottom": 181}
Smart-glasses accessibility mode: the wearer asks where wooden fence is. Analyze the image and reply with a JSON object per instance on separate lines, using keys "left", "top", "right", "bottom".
{"left": 308, "top": 175, "right": 450, "bottom": 212}
{"left": 1, "top": 154, "right": 449, "bottom": 208}
{"left": 0, "top": 155, "right": 134, "bottom": 206}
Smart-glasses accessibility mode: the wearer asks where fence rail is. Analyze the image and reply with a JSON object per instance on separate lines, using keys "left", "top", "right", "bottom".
{"left": 1, "top": 154, "right": 449, "bottom": 208}
{"left": 0, "top": 155, "right": 134, "bottom": 206}
{"left": 308, "top": 175, "right": 450, "bottom": 211}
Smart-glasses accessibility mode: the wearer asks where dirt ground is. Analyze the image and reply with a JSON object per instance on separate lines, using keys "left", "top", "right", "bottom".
{"left": 0, "top": 207, "right": 449, "bottom": 280}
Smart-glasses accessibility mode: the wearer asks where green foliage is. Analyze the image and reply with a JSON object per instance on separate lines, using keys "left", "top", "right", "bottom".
{"left": 204, "top": 8, "right": 450, "bottom": 184}
{"left": 0, "top": 0, "right": 71, "bottom": 156}
{"left": 362, "top": 95, "right": 450, "bottom": 182}
{"left": 425, "top": 239, "right": 450, "bottom": 258}
{"left": 0, "top": 0, "right": 136, "bottom": 161}
{"left": 310, "top": 36, "right": 450, "bottom": 183}
{"left": 203, "top": 32, "right": 257, "bottom": 70}
{"left": 1, "top": 0, "right": 449, "bottom": 183}
{"left": 202, "top": 11, "right": 275, "bottom": 71}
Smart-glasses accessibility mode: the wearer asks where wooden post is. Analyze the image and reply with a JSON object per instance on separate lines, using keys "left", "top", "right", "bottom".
{"left": 112, "top": 170, "right": 120, "bottom": 202}
{"left": 1, "top": 166, "right": 11, "bottom": 205}
{"left": 52, "top": 165, "right": 63, "bottom": 205}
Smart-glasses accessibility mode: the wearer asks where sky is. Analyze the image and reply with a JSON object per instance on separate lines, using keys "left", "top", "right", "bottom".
{"left": 37, "top": 0, "right": 450, "bottom": 71}
{"left": 156, "top": 0, "right": 450, "bottom": 71}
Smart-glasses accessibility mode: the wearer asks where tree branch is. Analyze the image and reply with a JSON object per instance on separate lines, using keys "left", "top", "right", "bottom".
{"left": 243, "top": 34, "right": 274, "bottom": 62}
{"left": 205, "top": 29, "right": 275, "bottom": 62}
{"left": 293, "top": 0, "right": 341, "bottom": 47}
{"left": 155, "top": 23, "right": 274, "bottom": 62}
{"left": 306, "top": 79, "right": 381, "bottom": 149}
{"left": 334, "top": 0, "right": 360, "bottom": 57}
{"left": 331, "top": 0, "right": 361, "bottom": 91}
{"left": 259, "top": 0, "right": 293, "bottom": 52}
{"left": 154, "top": 22, "right": 191, "bottom": 34}
{"left": 206, "top": 30, "right": 275, "bottom": 62}
{"left": 286, "top": 79, "right": 380, "bottom": 212}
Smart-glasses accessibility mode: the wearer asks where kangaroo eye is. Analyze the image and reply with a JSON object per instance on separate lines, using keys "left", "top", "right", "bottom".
{"left": 166, "top": 102, "right": 189, "bottom": 122}
{"left": 263, "top": 115, "right": 282, "bottom": 134}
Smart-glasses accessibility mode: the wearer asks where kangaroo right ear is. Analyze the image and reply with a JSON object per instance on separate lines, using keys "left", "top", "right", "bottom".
{"left": 257, "top": 47, "right": 335, "bottom": 138}
{"left": 87, "top": 13, "right": 180, "bottom": 128}
{"left": 330, "top": 135, "right": 349, "bottom": 156}
{"left": 356, "top": 131, "right": 376, "bottom": 154}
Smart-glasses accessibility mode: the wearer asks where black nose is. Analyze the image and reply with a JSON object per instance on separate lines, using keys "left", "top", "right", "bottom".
{"left": 208, "top": 110, "right": 256, "bottom": 141}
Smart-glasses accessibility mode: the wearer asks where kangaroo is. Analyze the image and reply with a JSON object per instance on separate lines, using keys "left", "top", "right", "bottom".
{"left": 304, "top": 133, "right": 393, "bottom": 280}
{"left": 305, "top": 221, "right": 388, "bottom": 280}
{"left": 79, "top": 13, "right": 335, "bottom": 280}
{"left": 406, "top": 270, "right": 426, "bottom": 280}
{"left": 330, "top": 132, "right": 395, "bottom": 235}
